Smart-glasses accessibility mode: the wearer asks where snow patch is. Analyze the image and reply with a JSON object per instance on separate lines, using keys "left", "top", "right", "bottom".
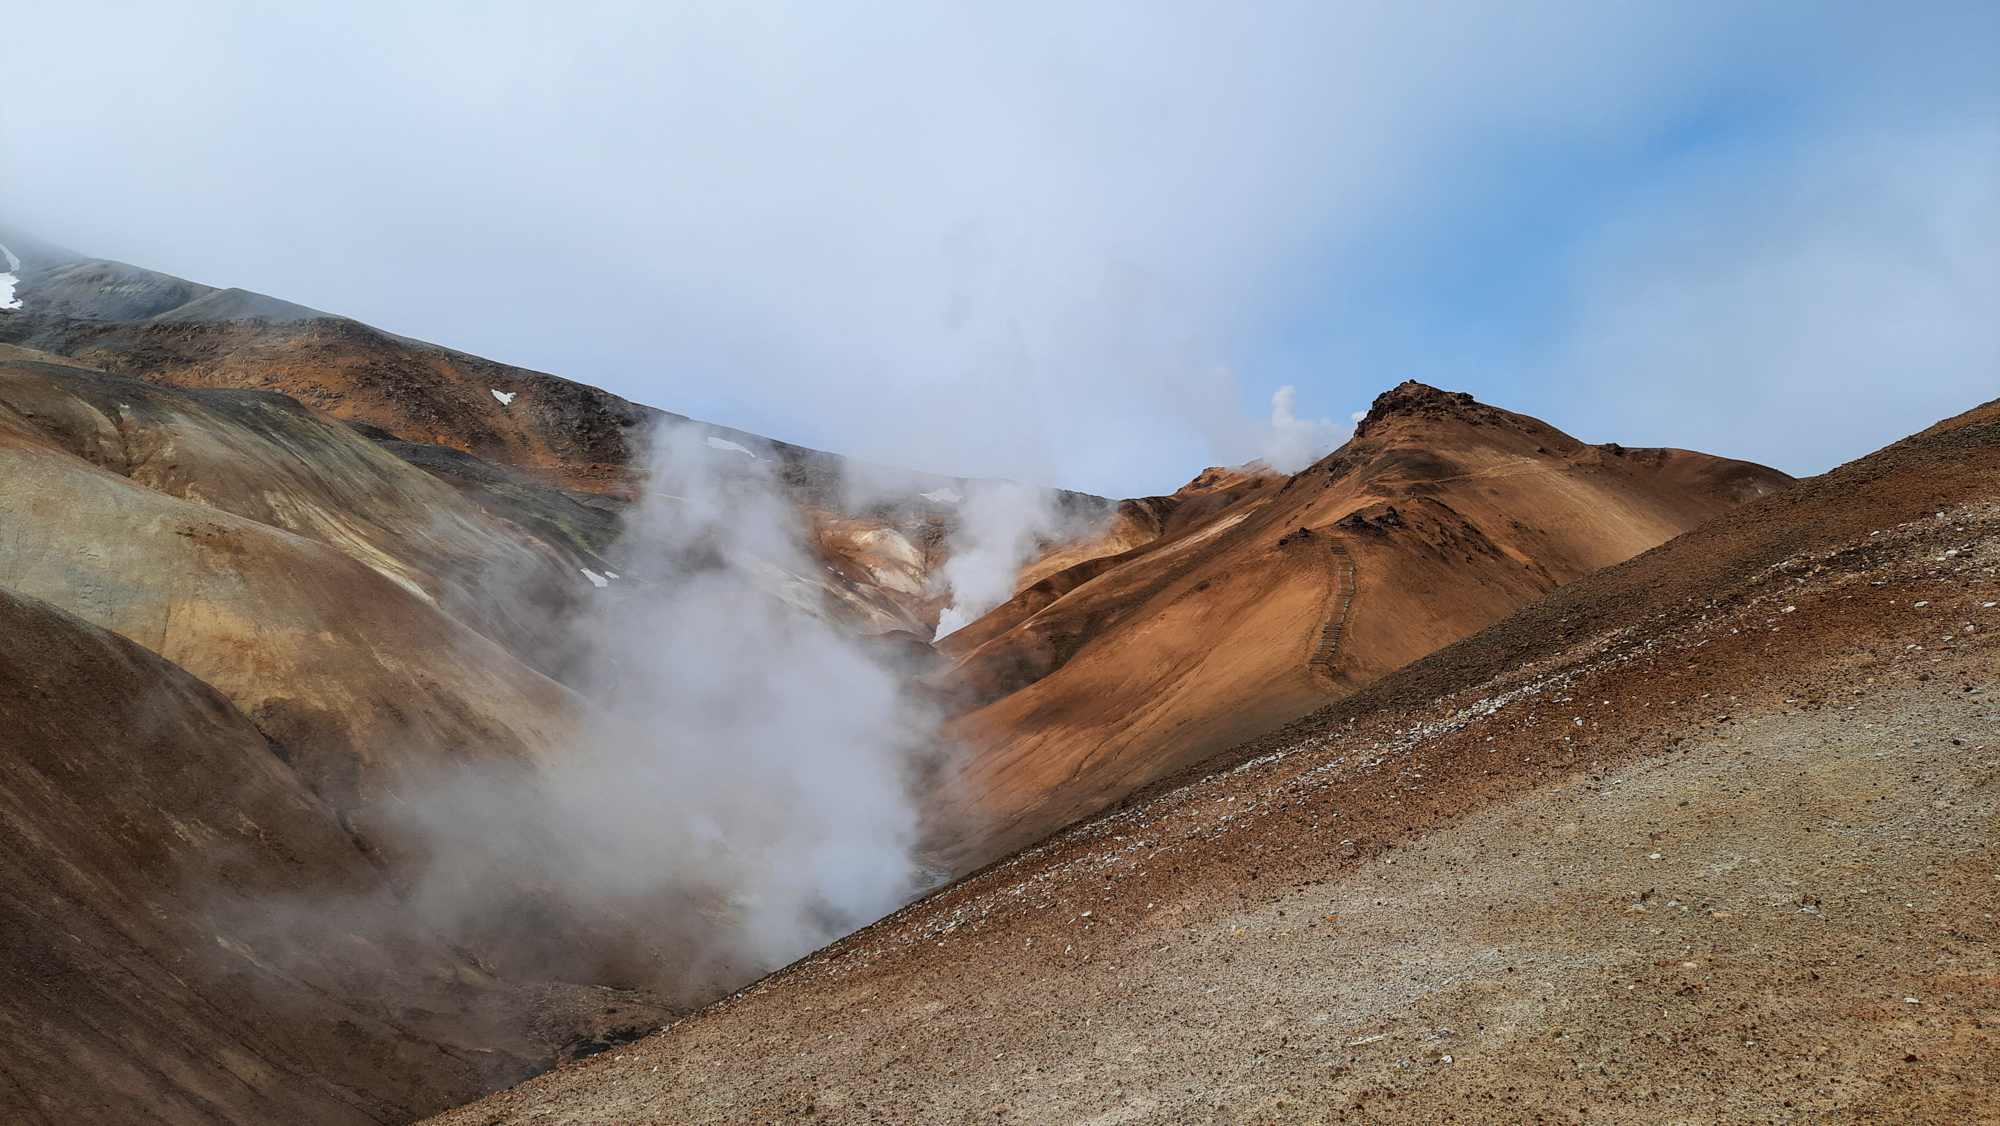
{"left": 581, "top": 568, "right": 610, "bottom": 588}
{"left": 705, "top": 435, "right": 758, "bottom": 458}
{"left": 920, "top": 487, "right": 964, "bottom": 504}
{"left": 0, "top": 243, "right": 20, "bottom": 312}
{"left": 491, "top": 389, "right": 516, "bottom": 405}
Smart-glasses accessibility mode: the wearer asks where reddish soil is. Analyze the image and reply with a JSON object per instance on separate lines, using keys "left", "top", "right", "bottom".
{"left": 32, "top": 317, "right": 656, "bottom": 495}
{"left": 929, "top": 383, "right": 1793, "bottom": 872}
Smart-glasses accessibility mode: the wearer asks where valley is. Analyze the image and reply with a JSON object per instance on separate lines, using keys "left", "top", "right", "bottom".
{"left": 2, "top": 230, "right": 1987, "bottom": 1126}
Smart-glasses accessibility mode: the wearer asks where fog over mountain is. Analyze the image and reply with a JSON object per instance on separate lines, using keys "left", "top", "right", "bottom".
{"left": 5, "top": 2, "right": 1995, "bottom": 496}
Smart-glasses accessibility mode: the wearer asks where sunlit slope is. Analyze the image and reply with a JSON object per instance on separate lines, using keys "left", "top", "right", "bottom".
{"left": 931, "top": 381, "right": 1793, "bottom": 868}
{"left": 424, "top": 396, "right": 1999, "bottom": 1126}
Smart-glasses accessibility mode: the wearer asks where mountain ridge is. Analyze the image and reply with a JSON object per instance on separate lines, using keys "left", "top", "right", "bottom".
{"left": 924, "top": 379, "right": 1794, "bottom": 870}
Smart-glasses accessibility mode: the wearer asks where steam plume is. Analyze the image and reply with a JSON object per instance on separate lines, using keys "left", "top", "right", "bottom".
{"left": 932, "top": 479, "right": 1074, "bottom": 639}
{"left": 1257, "top": 385, "right": 1347, "bottom": 473}
{"left": 321, "top": 422, "right": 945, "bottom": 1000}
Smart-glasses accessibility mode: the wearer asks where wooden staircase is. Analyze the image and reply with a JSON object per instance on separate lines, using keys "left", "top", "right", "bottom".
{"left": 1307, "top": 542, "right": 1356, "bottom": 677}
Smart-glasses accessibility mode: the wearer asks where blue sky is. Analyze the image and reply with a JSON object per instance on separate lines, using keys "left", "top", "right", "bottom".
{"left": 1237, "top": 5, "right": 1996, "bottom": 479}
{"left": 1257, "top": 96, "right": 1796, "bottom": 415}
{"left": 3, "top": 2, "right": 1994, "bottom": 496}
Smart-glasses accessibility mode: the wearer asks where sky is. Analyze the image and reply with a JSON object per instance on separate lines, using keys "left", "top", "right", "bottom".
{"left": 3, "top": 1, "right": 1994, "bottom": 497}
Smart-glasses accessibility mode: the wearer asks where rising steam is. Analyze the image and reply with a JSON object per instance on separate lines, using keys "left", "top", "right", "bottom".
{"left": 931, "top": 479, "right": 1076, "bottom": 640}
{"left": 572, "top": 421, "right": 943, "bottom": 966}
{"left": 1256, "top": 385, "right": 1346, "bottom": 473}
{"left": 325, "top": 422, "right": 946, "bottom": 1000}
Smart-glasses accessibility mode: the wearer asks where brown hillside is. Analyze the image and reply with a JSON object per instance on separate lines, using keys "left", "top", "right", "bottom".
{"left": 0, "top": 232, "right": 1101, "bottom": 639}
{"left": 929, "top": 382, "right": 1793, "bottom": 869}
{"left": 0, "top": 356, "right": 700, "bottom": 1124}
{"left": 0, "top": 352, "right": 583, "bottom": 823}
{"left": 0, "top": 347, "right": 609, "bottom": 677}
{"left": 0, "top": 589, "right": 649, "bottom": 1126}
{"left": 424, "top": 397, "right": 2000, "bottom": 1126}
{"left": 0, "top": 228, "right": 659, "bottom": 495}
{"left": 0, "top": 240, "right": 1110, "bottom": 1122}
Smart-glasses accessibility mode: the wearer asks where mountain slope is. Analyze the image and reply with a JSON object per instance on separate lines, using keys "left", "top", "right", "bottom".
{"left": 0, "top": 353, "right": 584, "bottom": 823}
{"left": 0, "top": 589, "right": 611, "bottom": 1126}
{"left": 0, "top": 346, "right": 608, "bottom": 674}
{"left": 425, "top": 397, "right": 2000, "bottom": 1126}
{"left": 0, "top": 228, "right": 1102, "bottom": 638}
{"left": 0, "top": 233, "right": 1102, "bottom": 1121}
{"left": 0, "top": 225, "right": 648, "bottom": 495}
{"left": 929, "top": 382, "right": 1794, "bottom": 868}
{"left": 0, "top": 349, "right": 705, "bottom": 1123}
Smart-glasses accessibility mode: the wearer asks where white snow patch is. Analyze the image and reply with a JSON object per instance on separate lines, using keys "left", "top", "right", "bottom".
{"left": 0, "top": 245, "right": 20, "bottom": 311}
{"left": 581, "top": 568, "right": 610, "bottom": 588}
{"left": 490, "top": 389, "right": 516, "bottom": 405}
{"left": 919, "top": 487, "right": 964, "bottom": 504}
{"left": 604, "top": 572, "right": 620, "bottom": 579}
{"left": 705, "top": 435, "right": 758, "bottom": 457}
